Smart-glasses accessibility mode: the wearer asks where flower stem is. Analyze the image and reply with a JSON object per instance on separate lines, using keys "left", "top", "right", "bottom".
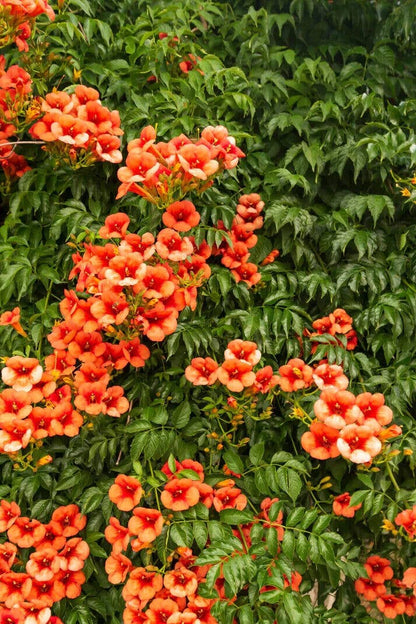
{"left": 386, "top": 461, "right": 400, "bottom": 492}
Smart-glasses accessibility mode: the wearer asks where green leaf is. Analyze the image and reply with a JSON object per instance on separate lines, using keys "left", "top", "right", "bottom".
{"left": 276, "top": 467, "right": 302, "bottom": 502}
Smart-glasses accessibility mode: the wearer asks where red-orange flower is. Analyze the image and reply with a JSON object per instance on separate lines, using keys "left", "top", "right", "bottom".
{"left": 164, "top": 567, "right": 198, "bottom": 598}
{"left": 7, "top": 517, "right": 46, "bottom": 548}
{"left": 216, "top": 358, "right": 255, "bottom": 392}
{"left": 26, "top": 547, "right": 64, "bottom": 582}
{"left": 162, "top": 201, "right": 200, "bottom": 232}
{"left": 213, "top": 486, "right": 247, "bottom": 512}
{"left": 122, "top": 566, "right": 163, "bottom": 601}
{"left": 355, "top": 392, "right": 393, "bottom": 427}
{"left": 312, "top": 362, "right": 349, "bottom": 391}
{"left": 107, "top": 475, "right": 143, "bottom": 512}
{"left": 314, "top": 389, "right": 362, "bottom": 430}
{"left": 161, "top": 479, "right": 200, "bottom": 511}
{"left": 60, "top": 537, "right": 89, "bottom": 572}
{"left": 0, "top": 500, "right": 21, "bottom": 532}
{"left": 301, "top": 422, "right": 340, "bottom": 460}
{"left": 337, "top": 424, "right": 382, "bottom": 464}
{"left": 253, "top": 366, "right": 279, "bottom": 393}
{"left": 1, "top": 356, "right": 43, "bottom": 392}
{"left": 104, "top": 516, "right": 130, "bottom": 554}
{"left": 59, "top": 569, "right": 86, "bottom": 599}
{"left": 376, "top": 594, "right": 406, "bottom": 619}
{"left": 156, "top": 229, "right": 193, "bottom": 262}
{"left": 355, "top": 577, "right": 387, "bottom": 601}
{"left": 177, "top": 144, "right": 218, "bottom": 180}
{"left": 184, "top": 357, "right": 218, "bottom": 385}
{"left": 98, "top": 213, "right": 130, "bottom": 238}
{"left": 277, "top": 358, "right": 313, "bottom": 392}
{"left": 49, "top": 504, "right": 86, "bottom": 537}
{"left": 105, "top": 552, "right": 133, "bottom": 584}
{"left": 332, "top": 492, "right": 362, "bottom": 518}
{"left": 403, "top": 567, "right": 416, "bottom": 594}
{"left": 0, "top": 572, "right": 32, "bottom": 608}
{"left": 0, "top": 541, "right": 18, "bottom": 573}
{"left": 224, "top": 339, "right": 261, "bottom": 366}
{"left": 231, "top": 262, "right": 261, "bottom": 286}
{"left": 0, "top": 306, "right": 27, "bottom": 336}
{"left": 127, "top": 507, "right": 164, "bottom": 542}
{"left": 365, "top": 556, "right": 394, "bottom": 584}
{"left": 74, "top": 381, "right": 107, "bottom": 415}
{"left": 395, "top": 505, "right": 416, "bottom": 538}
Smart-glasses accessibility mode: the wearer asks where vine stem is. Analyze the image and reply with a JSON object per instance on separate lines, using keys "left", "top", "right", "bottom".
{"left": 386, "top": 461, "right": 400, "bottom": 492}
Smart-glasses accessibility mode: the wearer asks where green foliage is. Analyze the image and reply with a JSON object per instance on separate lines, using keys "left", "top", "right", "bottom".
{"left": 2, "top": 0, "right": 416, "bottom": 622}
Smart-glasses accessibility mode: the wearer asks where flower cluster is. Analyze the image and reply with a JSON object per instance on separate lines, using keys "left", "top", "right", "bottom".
{"left": 116, "top": 124, "right": 245, "bottom": 205}
{"left": 304, "top": 308, "right": 358, "bottom": 351}
{"left": 0, "top": 500, "right": 89, "bottom": 623}
{"left": 355, "top": 555, "right": 416, "bottom": 619}
{"left": 0, "top": 210, "right": 217, "bottom": 458}
{"left": 29, "top": 85, "right": 123, "bottom": 167}
{"left": 0, "top": 56, "right": 32, "bottom": 140}
{"left": 105, "top": 470, "right": 218, "bottom": 623}
{"left": 185, "top": 339, "right": 279, "bottom": 394}
{"left": 301, "top": 387, "right": 400, "bottom": 465}
{"left": 211, "top": 193, "right": 265, "bottom": 286}
{"left": 0, "top": 0, "right": 55, "bottom": 52}
{"left": 160, "top": 459, "right": 247, "bottom": 513}
{"left": 105, "top": 466, "right": 301, "bottom": 622}
{"left": 60, "top": 209, "right": 209, "bottom": 340}
{"left": 0, "top": 56, "right": 32, "bottom": 184}
{"left": 0, "top": 345, "right": 129, "bottom": 461}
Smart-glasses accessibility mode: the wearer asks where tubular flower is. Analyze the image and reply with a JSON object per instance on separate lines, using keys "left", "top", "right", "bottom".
{"left": 29, "top": 86, "right": 122, "bottom": 167}
{"left": 98, "top": 213, "right": 130, "bottom": 239}
{"left": 224, "top": 339, "right": 261, "bottom": 366}
{"left": 162, "top": 201, "right": 200, "bottom": 232}
{"left": 314, "top": 389, "right": 363, "bottom": 430}
{"left": 332, "top": 492, "right": 362, "bottom": 518}
{"left": 105, "top": 553, "right": 133, "bottom": 585}
{"left": 355, "top": 577, "right": 387, "bottom": 601}
{"left": 164, "top": 567, "right": 198, "bottom": 598}
{"left": 128, "top": 507, "right": 164, "bottom": 543}
{"left": 104, "top": 517, "right": 130, "bottom": 554}
{"left": 0, "top": 500, "right": 21, "bottom": 532}
{"left": 253, "top": 366, "right": 279, "bottom": 393}
{"left": 213, "top": 486, "right": 247, "bottom": 512}
{"left": 7, "top": 517, "right": 45, "bottom": 548}
{"left": 312, "top": 362, "right": 349, "bottom": 391}
{"left": 122, "top": 567, "right": 163, "bottom": 602}
{"left": 184, "top": 357, "right": 218, "bottom": 385}
{"left": 337, "top": 424, "right": 382, "bottom": 464}
{"left": 216, "top": 358, "right": 256, "bottom": 392}
{"left": 301, "top": 422, "right": 340, "bottom": 460}
{"left": 376, "top": 594, "right": 406, "bottom": 619}
{"left": 395, "top": 505, "right": 416, "bottom": 538}
{"left": 49, "top": 505, "right": 86, "bottom": 538}
{"left": 160, "top": 479, "right": 200, "bottom": 511}
{"left": 403, "top": 568, "right": 416, "bottom": 594}
{"left": 109, "top": 475, "right": 143, "bottom": 512}
{"left": 355, "top": 392, "right": 393, "bottom": 427}
{"left": 1, "top": 356, "right": 43, "bottom": 392}
{"left": 156, "top": 229, "right": 193, "bottom": 262}
{"left": 146, "top": 598, "right": 179, "bottom": 624}
{"left": 364, "top": 556, "right": 394, "bottom": 584}
{"left": 0, "top": 307, "right": 27, "bottom": 336}
{"left": 277, "top": 359, "right": 313, "bottom": 392}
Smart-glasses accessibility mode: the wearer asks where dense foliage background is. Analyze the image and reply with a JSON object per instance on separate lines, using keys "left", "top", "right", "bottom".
{"left": 2, "top": 0, "right": 416, "bottom": 622}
